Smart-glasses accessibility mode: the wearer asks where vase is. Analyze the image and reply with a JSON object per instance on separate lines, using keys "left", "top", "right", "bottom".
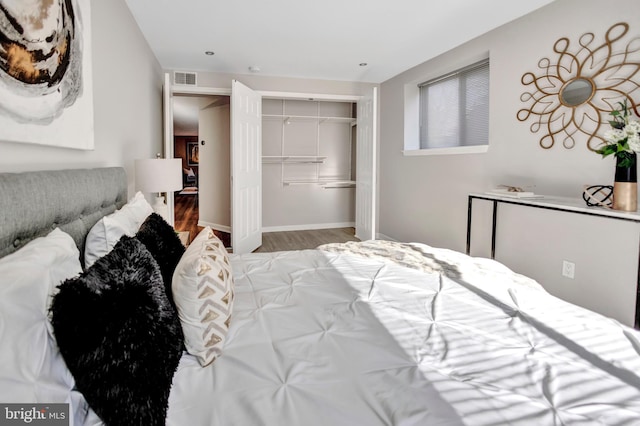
{"left": 613, "top": 153, "right": 638, "bottom": 212}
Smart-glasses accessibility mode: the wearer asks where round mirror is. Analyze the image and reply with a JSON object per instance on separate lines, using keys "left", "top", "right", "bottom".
{"left": 560, "top": 78, "right": 594, "bottom": 106}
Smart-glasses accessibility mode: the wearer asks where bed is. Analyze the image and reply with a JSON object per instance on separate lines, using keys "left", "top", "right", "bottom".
{"left": 2, "top": 167, "right": 640, "bottom": 426}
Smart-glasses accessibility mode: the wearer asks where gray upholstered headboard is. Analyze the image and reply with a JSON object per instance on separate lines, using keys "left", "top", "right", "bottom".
{"left": 0, "top": 167, "right": 128, "bottom": 263}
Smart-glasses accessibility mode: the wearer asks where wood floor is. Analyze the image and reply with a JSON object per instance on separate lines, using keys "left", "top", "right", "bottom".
{"left": 174, "top": 193, "right": 358, "bottom": 252}
{"left": 255, "top": 227, "right": 358, "bottom": 252}
{"left": 174, "top": 193, "right": 231, "bottom": 247}
{"left": 174, "top": 193, "right": 199, "bottom": 236}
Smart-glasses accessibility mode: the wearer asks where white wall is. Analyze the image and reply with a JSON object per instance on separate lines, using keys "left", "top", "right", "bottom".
{"left": 198, "top": 103, "right": 231, "bottom": 232}
{"left": 379, "top": 0, "right": 640, "bottom": 325}
{"left": 0, "top": 0, "right": 163, "bottom": 195}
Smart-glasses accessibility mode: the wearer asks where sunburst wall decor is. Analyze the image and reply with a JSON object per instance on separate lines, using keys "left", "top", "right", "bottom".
{"left": 517, "top": 22, "right": 640, "bottom": 151}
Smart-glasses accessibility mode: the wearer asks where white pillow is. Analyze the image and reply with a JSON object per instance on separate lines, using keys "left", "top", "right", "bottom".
{"left": 0, "top": 228, "right": 81, "bottom": 404}
{"left": 172, "top": 227, "right": 234, "bottom": 366}
{"left": 84, "top": 191, "right": 153, "bottom": 268}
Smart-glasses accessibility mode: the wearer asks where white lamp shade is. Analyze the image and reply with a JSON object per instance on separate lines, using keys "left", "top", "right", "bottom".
{"left": 135, "top": 158, "right": 183, "bottom": 193}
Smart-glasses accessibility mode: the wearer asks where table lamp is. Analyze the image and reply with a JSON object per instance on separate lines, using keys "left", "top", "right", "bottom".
{"left": 135, "top": 156, "right": 183, "bottom": 221}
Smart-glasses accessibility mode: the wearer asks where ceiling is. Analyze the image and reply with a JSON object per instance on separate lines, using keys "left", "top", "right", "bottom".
{"left": 124, "top": 0, "right": 556, "bottom": 84}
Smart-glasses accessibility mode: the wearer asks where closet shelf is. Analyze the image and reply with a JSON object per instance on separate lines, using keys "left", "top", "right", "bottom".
{"left": 262, "top": 114, "right": 355, "bottom": 125}
{"left": 320, "top": 117, "right": 356, "bottom": 125}
{"left": 321, "top": 181, "right": 356, "bottom": 189}
{"left": 283, "top": 179, "right": 356, "bottom": 189}
{"left": 262, "top": 156, "right": 327, "bottom": 164}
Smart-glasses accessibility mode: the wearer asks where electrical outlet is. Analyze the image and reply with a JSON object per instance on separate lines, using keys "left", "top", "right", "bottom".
{"left": 562, "top": 260, "right": 575, "bottom": 279}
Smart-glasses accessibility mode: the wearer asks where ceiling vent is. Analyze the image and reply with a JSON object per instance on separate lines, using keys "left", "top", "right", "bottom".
{"left": 174, "top": 71, "right": 197, "bottom": 86}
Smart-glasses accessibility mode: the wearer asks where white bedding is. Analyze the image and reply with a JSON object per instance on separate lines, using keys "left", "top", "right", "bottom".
{"left": 164, "top": 241, "right": 640, "bottom": 425}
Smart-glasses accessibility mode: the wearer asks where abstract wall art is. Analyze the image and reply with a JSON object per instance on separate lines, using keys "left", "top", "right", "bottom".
{"left": 0, "top": 0, "right": 94, "bottom": 150}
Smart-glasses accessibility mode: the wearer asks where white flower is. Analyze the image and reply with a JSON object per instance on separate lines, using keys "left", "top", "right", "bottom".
{"left": 626, "top": 120, "right": 640, "bottom": 135}
{"left": 628, "top": 131, "right": 640, "bottom": 153}
{"left": 604, "top": 128, "right": 626, "bottom": 144}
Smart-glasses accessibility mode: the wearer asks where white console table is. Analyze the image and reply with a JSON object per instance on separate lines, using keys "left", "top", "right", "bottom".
{"left": 466, "top": 192, "right": 640, "bottom": 328}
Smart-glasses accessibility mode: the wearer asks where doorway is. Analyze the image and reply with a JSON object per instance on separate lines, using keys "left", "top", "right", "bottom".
{"left": 172, "top": 94, "right": 231, "bottom": 246}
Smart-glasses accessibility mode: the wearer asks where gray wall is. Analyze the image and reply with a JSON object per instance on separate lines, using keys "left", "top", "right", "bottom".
{"left": 378, "top": 0, "right": 640, "bottom": 325}
{"left": 0, "top": 0, "right": 164, "bottom": 195}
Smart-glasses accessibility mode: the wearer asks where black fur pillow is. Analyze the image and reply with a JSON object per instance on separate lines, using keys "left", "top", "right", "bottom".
{"left": 136, "top": 212, "right": 185, "bottom": 308}
{"left": 50, "top": 236, "right": 183, "bottom": 426}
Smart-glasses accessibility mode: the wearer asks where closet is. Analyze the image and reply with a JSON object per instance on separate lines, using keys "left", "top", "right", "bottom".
{"left": 261, "top": 98, "right": 356, "bottom": 231}
{"left": 165, "top": 75, "right": 376, "bottom": 252}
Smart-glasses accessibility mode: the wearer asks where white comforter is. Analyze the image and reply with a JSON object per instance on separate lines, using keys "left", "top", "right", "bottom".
{"left": 166, "top": 241, "right": 640, "bottom": 425}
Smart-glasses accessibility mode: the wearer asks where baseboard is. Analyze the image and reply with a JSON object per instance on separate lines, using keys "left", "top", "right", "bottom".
{"left": 199, "top": 221, "right": 359, "bottom": 234}
{"left": 198, "top": 220, "right": 231, "bottom": 233}
{"left": 353, "top": 232, "right": 396, "bottom": 241}
{"left": 376, "top": 232, "right": 397, "bottom": 241}
{"left": 262, "top": 222, "right": 355, "bottom": 233}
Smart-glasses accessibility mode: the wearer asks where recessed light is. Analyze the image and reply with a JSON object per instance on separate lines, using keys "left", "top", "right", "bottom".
{"left": 359, "top": 62, "right": 368, "bottom": 67}
{"left": 205, "top": 51, "right": 215, "bottom": 56}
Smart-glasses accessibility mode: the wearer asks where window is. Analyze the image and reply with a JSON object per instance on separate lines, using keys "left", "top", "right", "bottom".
{"left": 419, "top": 59, "right": 489, "bottom": 150}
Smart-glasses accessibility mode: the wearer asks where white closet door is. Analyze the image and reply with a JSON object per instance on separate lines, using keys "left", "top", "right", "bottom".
{"left": 356, "top": 87, "right": 377, "bottom": 241}
{"left": 231, "top": 80, "right": 262, "bottom": 254}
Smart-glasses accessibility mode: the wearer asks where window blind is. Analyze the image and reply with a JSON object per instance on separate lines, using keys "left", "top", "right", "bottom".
{"left": 419, "top": 59, "right": 489, "bottom": 149}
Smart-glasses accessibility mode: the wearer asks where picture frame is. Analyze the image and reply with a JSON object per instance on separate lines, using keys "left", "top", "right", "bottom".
{"left": 187, "top": 141, "right": 199, "bottom": 166}
{"left": 0, "top": 0, "right": 95, "bottom": 150}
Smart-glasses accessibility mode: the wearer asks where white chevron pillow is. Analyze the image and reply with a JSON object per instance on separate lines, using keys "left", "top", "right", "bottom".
{"left": 172, "top": 227, "right": 234, "bottom": 366}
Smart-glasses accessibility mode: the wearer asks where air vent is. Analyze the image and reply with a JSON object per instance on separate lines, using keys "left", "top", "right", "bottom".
{"left": 174, "top": 71, "right": 197, "bottom": 86}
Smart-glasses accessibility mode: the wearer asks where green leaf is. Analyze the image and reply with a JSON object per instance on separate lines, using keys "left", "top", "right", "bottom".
{"left": 618, "top": 157, "right": 634, "bottom": 168}
{"left": 610, "top": 120, "right": 625, "bottom": 130}
{"left": 615, "top": 149, "right": 636, "bottom": 168}
{"left": 597, "top": 145, "right": 616, "bottom": 157}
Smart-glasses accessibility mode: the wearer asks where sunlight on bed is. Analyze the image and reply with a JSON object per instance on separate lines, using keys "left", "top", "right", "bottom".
{"left": 310, "top": 241, "right": 640, "bottom": 425}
